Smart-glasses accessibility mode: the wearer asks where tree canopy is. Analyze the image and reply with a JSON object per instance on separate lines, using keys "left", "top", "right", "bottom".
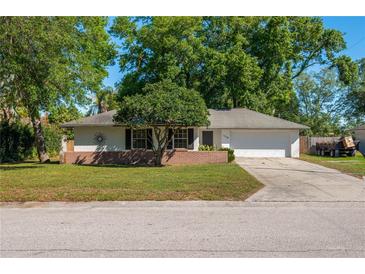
{"left": 295, "top": 69, "right": 345, "bottom": 136}
{"left": 114, "top": 80, "right": 209, "bottom": 165}
{"left": 87, "top": 87, "right": 118, "bottom": 116}
{"left": 344, "top": 58, "right": 365, "bottom": 124}
{"left": 0, "top": 16, "right": 116, "bottom": 162}
{"left": 110, "top": 16, "right": 358, "bottom": 120}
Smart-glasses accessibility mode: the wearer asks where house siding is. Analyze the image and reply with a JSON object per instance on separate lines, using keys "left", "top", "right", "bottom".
{"left": 73, "top": 126, "right": 200, "bottom": 152}
{"left": 198, "top": 128, "right": 222, "bottom": 148}
{"left": 74, "top": 126, "right": 125, "bottom": 152}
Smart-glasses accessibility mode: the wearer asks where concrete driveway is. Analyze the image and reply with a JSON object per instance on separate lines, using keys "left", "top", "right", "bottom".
{"left": 236, "top": 158, "right": 365, "bottom": 202}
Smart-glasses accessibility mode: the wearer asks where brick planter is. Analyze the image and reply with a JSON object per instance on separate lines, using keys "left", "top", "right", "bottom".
{"left": 62, "top": 150, "right": 227, "bottom": 165}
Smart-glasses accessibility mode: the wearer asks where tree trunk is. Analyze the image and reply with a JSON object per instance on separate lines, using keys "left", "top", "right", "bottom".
{"left": 31, "top": 115, "right": 50, "bottom": 163}
{"left": 155, "top": 150, "right": 163, "bottom": 166}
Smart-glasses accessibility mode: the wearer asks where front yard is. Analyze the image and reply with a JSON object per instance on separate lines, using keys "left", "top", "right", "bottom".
{"left": 0, "top": 162, "right": 263, "bottom": 202}
{"left": 300, "top": 153, "right": 365, "bottom": 178}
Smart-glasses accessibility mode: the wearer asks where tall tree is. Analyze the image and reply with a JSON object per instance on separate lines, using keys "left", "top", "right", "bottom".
{"left": 295, "top": 69, "right": 343, "bottom": 136}
{"left": 0, "top": 17, "right": 115, "bottom": 162}
{"left": 343, "top": 58, "right": 365, "bottom": 124}
{"left": 87, "top": 86, "right": 118, "bottom": 116}
{"left": 110, "top": 16, "right": 357, "bottom": 119}
{"left": 48, "top": 104, "right": 82, "bottom": 126}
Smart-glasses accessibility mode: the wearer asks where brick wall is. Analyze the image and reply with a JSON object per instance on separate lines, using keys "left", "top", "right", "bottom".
{"left": 62, "top": 149, "right": 227, "bottom": 166}
{"left": 163, "top": 149, "right": 227, "bottom": 165}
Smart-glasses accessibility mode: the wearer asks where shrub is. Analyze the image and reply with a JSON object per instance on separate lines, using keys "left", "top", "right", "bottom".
{"left": 218, "top": 148, "right": 235, "bottom": 162}
{"left": 0, "top": 121, "right": 34, "bottom": 162}
{"left": 198, "top": 145, "right": 216, "bottom": 151}
{"left": 43, "top": 125, "right": 63, "bottom": 157}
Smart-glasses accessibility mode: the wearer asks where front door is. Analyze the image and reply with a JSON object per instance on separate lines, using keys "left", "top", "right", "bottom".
{"left": 202, "top": 131, "right": 213, "bottom": 146}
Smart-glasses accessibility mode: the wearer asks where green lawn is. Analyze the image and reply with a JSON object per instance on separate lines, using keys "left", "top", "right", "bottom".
{"left": 300, "top": 153, "right": 365, "bottom": 178}
{"left": 0, "top": 162, "right": 263, "bottom": 202}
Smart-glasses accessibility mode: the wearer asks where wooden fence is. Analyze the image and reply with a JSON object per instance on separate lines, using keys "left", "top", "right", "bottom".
{"left": 66, "top": 140, "right": 74, "bottom": 152}
{"left": 300, "top": 136, "right": 340, "bottom": 154}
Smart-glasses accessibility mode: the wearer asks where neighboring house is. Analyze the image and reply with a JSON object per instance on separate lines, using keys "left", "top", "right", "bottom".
{"left": 61, "top": 108, "right": 308, "bottom": 165}
{"left": 353, "top": 125, "right": 365, "bottom": 155}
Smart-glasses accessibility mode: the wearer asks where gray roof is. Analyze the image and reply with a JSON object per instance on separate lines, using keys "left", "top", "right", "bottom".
{"left": 61, "top": 110, "right": 117, "bottom": 127}
{"left": 208, "top": 108, "right": 308, "bottom": 129}
{"left": 61, "top": 108, "right": 309, "bottom": 130}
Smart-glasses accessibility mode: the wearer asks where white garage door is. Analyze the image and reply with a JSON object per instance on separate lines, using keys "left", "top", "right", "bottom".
{"left": 230, "top": 130, "right": 290, "bottom": 157}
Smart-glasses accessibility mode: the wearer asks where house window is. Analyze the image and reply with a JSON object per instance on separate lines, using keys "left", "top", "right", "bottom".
{"left": 174, "top": 129, "right": 188, "bottom": 149}
{"left": 132, "top": 129, "right": 147, "bottom": 149}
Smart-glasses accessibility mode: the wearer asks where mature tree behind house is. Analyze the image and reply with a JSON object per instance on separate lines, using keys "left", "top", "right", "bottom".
{"left": 48, "top": 105, "right": 81, "bottom": 126}
{"left": 0, "top": 17, "right": 115, "bottom": 162}
{"left": 113, "top": 81, "right": 209, "bottom": 166}
{"left": 110, "top": 16, "right": 357, "bottom": 120}
{"left": 343, "top": 58, "right": 365, "bottom": 125}
{"left": 87, "top": 87, "right": 118, "bottom": 116}
{"left": 295, "top": 69, "right": 344, "bottom": 136}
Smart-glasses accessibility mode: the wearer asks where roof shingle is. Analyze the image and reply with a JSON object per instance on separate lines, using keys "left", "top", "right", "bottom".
{"left": 61, "top": 108, "right": 309, "bottom": 129}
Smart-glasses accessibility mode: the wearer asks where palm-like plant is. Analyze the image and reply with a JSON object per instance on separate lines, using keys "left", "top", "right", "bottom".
{"left": 87, "top": 87, "right": 117, "bottom": 116}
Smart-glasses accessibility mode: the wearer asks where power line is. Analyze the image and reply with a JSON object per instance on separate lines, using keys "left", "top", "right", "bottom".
{"left": 347, "top": 36, "right": 365, "bottom": 50}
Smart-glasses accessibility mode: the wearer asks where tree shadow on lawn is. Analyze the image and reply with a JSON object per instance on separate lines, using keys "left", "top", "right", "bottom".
{"left": 0, "top": 165, "right": 44, "bottom": 171}
{"left": 72, "top": 163, "right": 165, "bottom": 169}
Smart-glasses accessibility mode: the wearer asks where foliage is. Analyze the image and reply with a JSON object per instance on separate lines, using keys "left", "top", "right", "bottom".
{"left": 110, "top": 16, "right": 357, "bottom": 120}
{"left": 343, "top": 58, "right": 365, "bottom": 125}
{"left": 48, "top": 105, "right": 81, "bottom": 140}
{"left": 48, "top": 105, "right": 81, "bottom": 125}
{"left": 0, "top": 121, "right": 34, "bottom": 162}
{"left": 87, "top": 86, "right": 118, "bottom": 116}
{"left": 114, "top": 80, "right": 209, "bottom": 165}
{"left": 0, "top": 16, "right": 115, "bottom": 162}
{"left": 218, "top": 148, "right": 235, "bottom": 163}
{"left": 295, "top": 69, "right": 344, "bottom": 136}
{"left": 198, "top": 145, "right": 216, "bottom": 151}
{"left": 0, "top": 121, "right": 62, "bottom": 162}
{"left": 43, "top": 125, "right": 63, "bottom": 157}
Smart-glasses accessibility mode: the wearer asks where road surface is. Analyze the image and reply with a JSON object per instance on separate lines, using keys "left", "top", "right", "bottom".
{"left": 1, "top": 201, "right": 364, "bottom": 257}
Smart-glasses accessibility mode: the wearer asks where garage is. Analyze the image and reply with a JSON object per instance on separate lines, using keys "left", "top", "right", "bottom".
{"left": 208, "top": 109, "right": 308, "bottom": 158}
{"left": 230, "top": 130, "right": 290, "bottom": 157}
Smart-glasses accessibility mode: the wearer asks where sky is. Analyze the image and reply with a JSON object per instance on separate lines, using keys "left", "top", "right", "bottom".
{"left": 103, "top": 16, "right": 365, "bottom": 88}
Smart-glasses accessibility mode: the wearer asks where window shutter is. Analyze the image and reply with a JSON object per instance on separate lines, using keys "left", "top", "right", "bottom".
{"left": 167, "top": 129, "right": 173, "bottom": 149}
{"left": 188, "top": 128, "right": 194, "bottom": 150}
{"left": 125, "top": 128, "right": 131, "bottom": 150}
{"left": 147, "top": 129, "right": 153, "bottom": 149}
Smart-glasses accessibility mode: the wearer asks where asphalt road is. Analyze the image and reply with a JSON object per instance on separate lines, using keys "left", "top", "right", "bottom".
{"left": 1, "top": 201, "right": 365, "bottom": 258}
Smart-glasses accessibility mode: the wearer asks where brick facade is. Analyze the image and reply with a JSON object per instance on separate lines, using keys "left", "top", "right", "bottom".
{"left": 62, "top": 149, "right": 227, "bottom": 166}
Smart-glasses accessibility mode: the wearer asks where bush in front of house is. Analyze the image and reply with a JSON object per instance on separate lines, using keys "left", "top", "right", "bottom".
{"left": 0, "top": 121, "right": 34, "bottom": 162}
{"left": 218, "top": 148, "right": 235, "bottom": 163}
{"left": 43, "top": 125, "right": 63, "bottom": 157}
{"left": 198, "top": 145, "right": 216, "bottom": 151}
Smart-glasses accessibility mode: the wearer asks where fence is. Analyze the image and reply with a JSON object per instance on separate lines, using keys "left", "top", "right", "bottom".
{"left": 66, "top": 140, "right": 74, "bottom": 152}
{"left": 300, "top": 136, "right": 340, "bottom": 154}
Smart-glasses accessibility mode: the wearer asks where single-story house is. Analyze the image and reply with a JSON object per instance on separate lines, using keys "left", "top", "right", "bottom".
{"left": 353, "top": 125, "right": 365, "bottom": 155}
{"left": 60, "top": 108, "right": 308, "bottom": 165}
